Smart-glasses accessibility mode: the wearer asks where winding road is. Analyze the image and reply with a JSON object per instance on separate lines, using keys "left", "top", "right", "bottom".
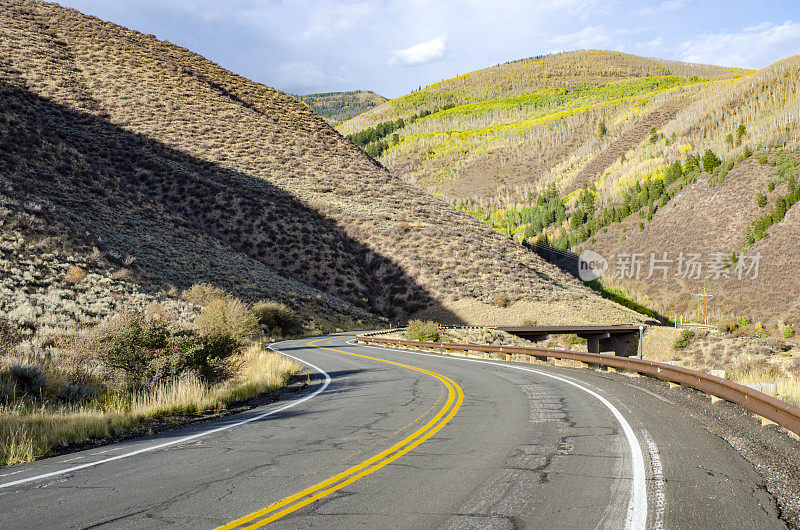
{"left": 0, "top": 333, "right": 785, "bottom": 529}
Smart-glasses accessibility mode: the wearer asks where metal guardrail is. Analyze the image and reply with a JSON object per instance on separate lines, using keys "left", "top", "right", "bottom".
{"left": 355, "top": 334, "right": 800, "bottom": 437}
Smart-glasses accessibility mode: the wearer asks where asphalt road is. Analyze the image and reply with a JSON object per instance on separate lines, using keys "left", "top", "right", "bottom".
{"left": 0, "top": 333, "right": 786, "bottom": 529}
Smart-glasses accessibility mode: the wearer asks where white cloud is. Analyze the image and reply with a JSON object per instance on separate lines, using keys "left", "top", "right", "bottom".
{"left": 300, "top": 2, "right": 376, "bottom": 41}
{"left": 680, "top": 21, "right": 800, "bottom": 68}
{"left": 275, "top": 62, "right": 328, "bottom": 87}
{"left": 551, "top": 25, "right": 613, "bottom": 49}
{"left": 389, "top": 36, "right": 447, "bottom": 66}
{"left": 639, "top": 0, "right": 688, "bottom": 15}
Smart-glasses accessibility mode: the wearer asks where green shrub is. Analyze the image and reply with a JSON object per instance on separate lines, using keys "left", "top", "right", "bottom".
{"left": 565, "top": 334, "right": 588, "bottom": 345}
{"left": 72, "top": 309, "right": 232, "bottom": 388}
{"left": 182, "top": 283, "right": 230, "bottom": 306}
{"left": 673, "top": 330, "right": 695, "bottom": 349}
{"left": 251, "top": 301, "right": 303, "bottom": 337}
{"left": 190, "top": 299, "right": 257, "bottom": 379}
{"left": 194, "top": 298, "right": 257, "bottom": 346}
{"left": 736, "top": 124, "right": 746, "bottom": 145}
{"left": 737, "top": 316, "right": 750, "bottom": 327}
{"left": 86, "top": 311, "right": 174, "bottom": 388}
{"left": 406, "top": 320, "right": 440, "bottom": 342}
{"left": 783, "top": 325, "right": 796, "bottom": 339}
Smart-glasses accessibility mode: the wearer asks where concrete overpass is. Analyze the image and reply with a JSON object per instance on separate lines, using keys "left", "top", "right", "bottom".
{"left": 497, "top": 325, "right": 644, "bottom": 357}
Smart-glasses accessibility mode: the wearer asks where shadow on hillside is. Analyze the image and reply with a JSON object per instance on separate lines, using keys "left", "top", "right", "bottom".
{"left": 0, "top": 81, "right": 463, "bottom": 325}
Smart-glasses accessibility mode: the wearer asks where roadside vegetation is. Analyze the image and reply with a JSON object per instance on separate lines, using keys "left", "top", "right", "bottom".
{"left": 0, "top": 285, "right": 303, "bottom": 466}
{"left": 644, "top": 326, "right": 800, "bottom": 407}
{"left": 405, "top": 320, "right": 440, "bottom": 342}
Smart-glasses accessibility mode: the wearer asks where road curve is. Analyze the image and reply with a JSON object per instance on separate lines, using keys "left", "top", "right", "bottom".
{"left": 0, "top": 333, "right": 785, "bottom": 529}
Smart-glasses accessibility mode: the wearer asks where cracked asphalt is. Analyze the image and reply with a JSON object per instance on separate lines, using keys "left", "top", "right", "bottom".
{"left": 0, "top": 333, "right": 789, "bottom": 529}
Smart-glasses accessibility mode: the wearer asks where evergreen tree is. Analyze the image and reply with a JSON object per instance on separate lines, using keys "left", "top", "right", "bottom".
{"left": 736, "top": 124, "right": 746, "bottom": 145}
{"left": 702, "top": 149, "right": 721, "bottom": 172}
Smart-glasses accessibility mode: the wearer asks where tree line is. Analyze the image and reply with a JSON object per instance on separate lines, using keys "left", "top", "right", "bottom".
{"left": 346, "top": 104, "right": 456, "bottom": 158}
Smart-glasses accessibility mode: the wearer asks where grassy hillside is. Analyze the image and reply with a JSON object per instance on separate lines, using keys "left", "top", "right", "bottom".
{"left": 0, "top": 0, "right": 644, "bottom": 360}
{"left": 345, "top": 50, "right": 799, "bottom": 326}
{"left": 338, "top": 50, "right": 747, "bottom": 197}
{"left": 297, "top": 90, "right": 387, "bottom": 125}
{"left": 585, "top": 152, "right": 800, "bottom": 329}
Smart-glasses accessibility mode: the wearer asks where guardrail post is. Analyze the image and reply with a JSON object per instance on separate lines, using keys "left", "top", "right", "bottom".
{"left": 709, "top": 369, "right": 725, "bottom": 403}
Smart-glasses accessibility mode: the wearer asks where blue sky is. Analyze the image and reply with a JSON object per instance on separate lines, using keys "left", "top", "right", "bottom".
{"left": 55, "top": 0, "right": 800, "bottom": 98}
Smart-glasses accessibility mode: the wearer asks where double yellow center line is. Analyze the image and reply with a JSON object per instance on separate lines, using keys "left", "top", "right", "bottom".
{"left": 216, "top": 339, "right": 464, "bottom": 529}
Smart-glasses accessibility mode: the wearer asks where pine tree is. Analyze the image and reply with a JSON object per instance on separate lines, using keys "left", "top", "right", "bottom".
{"left": 702, "top": 149, "right": 721, "bottom": 172}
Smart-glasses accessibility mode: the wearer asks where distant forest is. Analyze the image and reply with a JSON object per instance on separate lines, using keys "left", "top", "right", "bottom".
{"left": 297, "top": 90, "right": 387, "bottom": 125}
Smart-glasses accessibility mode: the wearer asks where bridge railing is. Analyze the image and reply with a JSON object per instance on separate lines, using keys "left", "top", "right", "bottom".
{"left": 355, "top": 334, "right": 800, "bottom": 437}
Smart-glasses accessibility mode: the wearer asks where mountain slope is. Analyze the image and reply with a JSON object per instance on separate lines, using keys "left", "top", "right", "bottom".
{"left": 0, "top": 0, "right": 642, "bottom": 346}
{"left": 297, "top": 90, "right": 387, "bottom": 125}
{"left": 584, "top": 154, "right": 800, "bottom": 328}
{"left": 338, "top": 50, "right": 746, "bottom": 198}
{"left": 347, "top": 49, "right": 799, "bottom": 326}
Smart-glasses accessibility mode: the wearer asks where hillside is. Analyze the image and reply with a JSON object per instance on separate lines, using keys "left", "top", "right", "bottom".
{"left": 338, "top": 50, "right": 746, "bottom": 197}
{"left": 472, "top": 55, "right": 800, "bottom": 327}
{"left": 0, "top": 0, "right": 644, "bottom": 354}
{"left": 584, "top": 153, "right": 800, "bottom": 329}
{"left": 343, "top": 49, "right": 799, "bottom": 326}
{"left": 297, "top": 90, "right": 387, "bottom": 125}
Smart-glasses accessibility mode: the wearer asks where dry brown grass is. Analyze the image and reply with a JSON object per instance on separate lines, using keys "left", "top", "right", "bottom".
{"left": 0, "top": 345, "right": 300, "bottom": 466}
{"left": 63, "top": 266, "right": 87, "bottom": 285}
{"left": 643, "top": 326, "right": 800, "bottom": 406}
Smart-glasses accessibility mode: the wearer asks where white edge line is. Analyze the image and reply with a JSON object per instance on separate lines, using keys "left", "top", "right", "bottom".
{"left": 0, "top": 345, "right": 331, "bottom": 490}
{"left": 351, "top": 339, "right": 648, "bottom": 530}
{"left": 644, "top": 431, "right": 666, "bottom": 529}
